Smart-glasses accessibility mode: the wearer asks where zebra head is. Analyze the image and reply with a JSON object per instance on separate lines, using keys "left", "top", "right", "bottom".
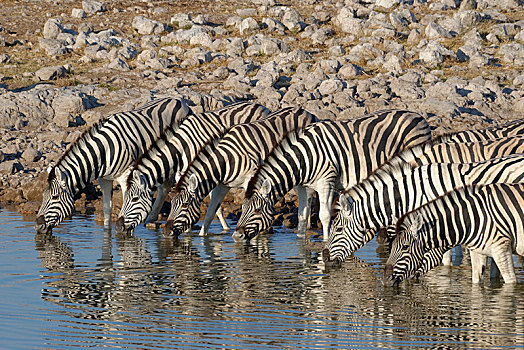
{"left": 233, "top": 178, "right": 275, "bottom": 242}
{"left": 35, "top": 167, "right": 75, "bottom": 234}
{"left": 383, "top": 214, "right": 426, "bottom": 286}
{"left": 116, "top": 170, "right": 153, "bottom": 235}
{"left": 323, "top": 193, "right": 379, "bottom": 267}
{"left": 163, "top": 174, "right": 200, "bottom": 237}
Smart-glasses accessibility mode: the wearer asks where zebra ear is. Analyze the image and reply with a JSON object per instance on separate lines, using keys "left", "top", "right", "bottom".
{"left": 408, "top": 214, "right": 424, "bottom": 238}
{"left": 55, "top": 168, "right": 67, "bottom": 186}
{"left": 259, "top": 178, "right": 272, "bottom": 197}
{"left": 188, "top": 174, "right": 198, "bottom": 192}
{"left": 339, "top": 193, "right": 354, "bottom": 214}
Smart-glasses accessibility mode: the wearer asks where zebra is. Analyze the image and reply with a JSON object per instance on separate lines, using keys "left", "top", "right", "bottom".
{"left": 233, "top": 109, "right": 432, "bottom": 243}
{"left": 444, "top": 118, "right": 524, "bottom": 143}
{"left": 322, "top": 154, "right": 524, "bottom": 269}
{"left": 163, "top": 107, "right": 319, "bottom": 237}
{"left": 35, "top": 97, "right": 191, "bottom": 234}
{"left": 377, "top": 135, "right": 524, "bottom": 244}
{"left": 115, "top": 101, "right": 270, "bottom": 235}
{"left": 384, "top": 183, "right": 524, "bottom": 284}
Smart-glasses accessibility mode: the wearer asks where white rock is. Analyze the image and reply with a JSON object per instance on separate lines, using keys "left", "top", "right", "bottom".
{"left": 376, "top": 0, "right": 400, "bottom": 9}
{"left": 43, "top": 19, "right": 63, "bottom": 39}
{"left": 189, "top": 32, "right": 213, "bottom": 48}
{"left": 132, "top": 16, "right": 165, "bottom": 35}
{"left": 71, "top": 8, "right": 86, "bottom": 18}
{"left": 239, "top": 17, "right": 259, "bottom": 35}
{"left": 82, "top": 0, "right": 106, "bottom": 14}
{"left": 318, "top": 79, "right": 344, "bottom": 95}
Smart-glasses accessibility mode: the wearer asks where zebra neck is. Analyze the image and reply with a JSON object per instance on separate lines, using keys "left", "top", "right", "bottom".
{"left": 57, "top": 155, "right": 97, "bottom": 195}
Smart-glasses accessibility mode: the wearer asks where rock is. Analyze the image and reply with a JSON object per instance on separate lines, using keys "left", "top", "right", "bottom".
{"left": 43, "top": 19, "right": 63, "bottom": 39}
{"left": 72, "top": 8, "right": 86, "bottom": 18}
{"left": 318, "top": 79, "right": 344, "bottom": 95}
{"left": 132, "top": 16, "right": 165, "bottom": 35}
{"left": 425, "top": 21, "right": 452, "bottom": 40}
{"left": 492, "top": 23, "right": 520, "bottom": 39}
{"left": 39, "top": 38, "right": 68, "bottom": 56}
{"left": 329, "top": 45, "right": 345, "bottom": 57}
{"left": 282, "top": 8, "right": 305, "bottom": 32}
{"left": 239, "top": 17, "right": 259, "bottom": 35}
{"left": 376, "top": 0, "right": 400, "bottom": 9}
{"left": 499, "top": 43, "right": 524, "bottom": 64}
{"left": 262, "top": 17, "right": 286, "bottom": 33}
{"left": 0, "top": 54, "right": 9, "bottom": 64}
{"left": 237, "top": 8, "right": 258, "bottom": 17}
{"left": 189, "top": 32, "right": 213, "bottom": 48}
{"left": 35, "top": 66, "right": 67, "bottom": 81}
{"left": 21, "top": 147, "right": 41, "bottom": 163}
{"left": 107, "top": 57, "right": 131, "bottom": 71}
{"left": 319, "top": 59, "right": 340, "bottom": 74}
{"left": 419, "top": 41, "right": 455, "bottom": 67}
{"left": 82, "top": 0, "right": 106, "bottom": 14}
{"left": 52, "top": 93, "right": 87, "bottom": 127}
{"left": 0, "top": 160, "right": 23, "bottom": 174}
{"left": 460, "top": 0, "right": 477, "bottom": 10}
{"left": 339, "top": 63, "right": 362, "bottom": 79}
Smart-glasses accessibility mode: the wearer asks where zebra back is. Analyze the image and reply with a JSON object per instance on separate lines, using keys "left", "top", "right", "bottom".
{"left": 448, "top": 118, "right": 524, "bottom": 142}
{"left": 129, "top": 101, "right": 271, "bottom": 189}
{"left": 50, "top": 97, "right": 190, "bottom": 192}
{"left": 326, "top": 154, "right": 524, "bottom": 263}
{"left": 245, "top": 109, "right": 431, "bottom": 201}
{"left": 393, "top": 135, "right": 524, "bottom": 167}
{"left": 174, "top": 107, "right": 319, "bottom": 195}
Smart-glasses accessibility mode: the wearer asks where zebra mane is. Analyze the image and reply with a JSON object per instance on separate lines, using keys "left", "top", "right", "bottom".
{"left": 245, "top": 127, "right": 306, "bottom": 197}
{"left": 126, "top": 123, "right": 179, "bottom": 189}
{"left": 173, "top": 136, "right": 223, "bottom": 193}
{"left": 48, "top": 116, "right": 113, "bottom": 184}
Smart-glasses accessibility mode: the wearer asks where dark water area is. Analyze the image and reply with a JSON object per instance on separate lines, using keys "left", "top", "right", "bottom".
{"left": 1, "top": 210, "right": 523, "bottom": 349}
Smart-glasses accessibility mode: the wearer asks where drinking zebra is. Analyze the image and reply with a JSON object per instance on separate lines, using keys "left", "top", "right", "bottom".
{"left": 35, "top": 97, "right": 191, "bottom": 234}
{"left": 377, "top": 135, "right": 524, "bottom": 244}
{"left": 323, "top": 154, "right": 524, "bottom": 269}
{"left": 115, "top": 102, "right": 270, "bottom": 235}
{"left": 163, "top": 107, "right": 319, "bottom": 237}
{"left": 233, "top": 109, "right": 432, "bottom": 242}
{"left": 384, "top": 183, "right": 524, "bottom": 284}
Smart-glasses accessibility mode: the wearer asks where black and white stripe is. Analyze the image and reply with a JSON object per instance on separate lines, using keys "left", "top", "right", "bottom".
{"left": 115, "top": 101, "right": 270, "bottom": 235}
{"left": 323, "top": 154, "right": 524, "bottom": 267}
{"left": 445, "top": 119, "right": 524, "bottom": 143}
{"left": 163, "top": 107, "right": 319, "bottom": 237}
{"left": 233, "top": 109, "right": 432, "bottom": 242}
{"left": 384, "top": 183, "right": 524, "bottom": 284}
{"left": 35, "top": 97, "right": 191, "bottom": 234}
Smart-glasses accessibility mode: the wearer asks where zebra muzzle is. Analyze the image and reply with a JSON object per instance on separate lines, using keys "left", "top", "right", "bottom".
{"left": 382, "top": 264, "right": 401, "bottom": 286}
{"left": 322, "top": 249, "right": 342, "bottom": 268}
{"left": 162, "top": 220, "right": 182, "bottom": 237}
{"left": 34, "top": 215, "right": 53, "bottom": 234}
{"left": 115, "top": 217, "right": 133, "bottom": 235}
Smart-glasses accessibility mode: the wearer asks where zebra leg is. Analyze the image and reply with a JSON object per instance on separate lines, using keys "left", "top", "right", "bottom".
{"left": 488, "top": 257, "right": 501, "bottom": 280}
{"left": 296, "top": 185, "right": 314, "bottom": 237}
{"left": 98, "top": 178, "right": 114, "bottom": 227}
{"left": 491, "top": 243, "right": 517, "bottom": 284}
{"left": 469, "top": 250, "right": 487, "bottom": 284}
{"left": 145, "top": 180, "right": 172, "bottom": 224}
{"left": 317, "top": 184, "right": 335, "bottom": 241}
{"left": 201, "top": 184, "right": 230, "bottom": 235}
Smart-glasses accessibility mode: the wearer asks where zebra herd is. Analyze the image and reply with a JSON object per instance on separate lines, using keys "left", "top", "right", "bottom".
{"left": 34, "top": 97, "right": 524, "bottom": 284}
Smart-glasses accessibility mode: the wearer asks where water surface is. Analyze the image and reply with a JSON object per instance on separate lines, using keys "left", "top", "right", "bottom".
{"left": 1, "top": 210, "right": 523, "bottom": 349}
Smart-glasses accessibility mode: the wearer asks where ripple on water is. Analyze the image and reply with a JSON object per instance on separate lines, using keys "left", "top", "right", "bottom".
{"left": 1, "top": 211, "right": 524, "bottom": 349}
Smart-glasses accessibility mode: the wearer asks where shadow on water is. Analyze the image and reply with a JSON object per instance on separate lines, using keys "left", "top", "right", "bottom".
{"left": 2, "top": 211, "right": 524, "bottom": 349}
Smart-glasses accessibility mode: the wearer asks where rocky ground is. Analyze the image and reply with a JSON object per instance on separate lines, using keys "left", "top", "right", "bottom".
{"left": 1, "top": 0, "right": 524, "bottom": 229}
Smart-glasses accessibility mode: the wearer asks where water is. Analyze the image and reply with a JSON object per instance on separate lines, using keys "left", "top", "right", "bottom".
{"left": 1, "top": 210, "right": 524, "bottom": 349}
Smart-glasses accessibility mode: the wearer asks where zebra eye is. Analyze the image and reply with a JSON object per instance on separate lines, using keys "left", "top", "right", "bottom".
{"left": 402, "top": 244, "right": 409, "bottom": 251}
{"left": 51, "top": 195, "right": 59, "bottom": 200}
{"left": 131, "top": 196, "right": 139, "bottom": 203}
